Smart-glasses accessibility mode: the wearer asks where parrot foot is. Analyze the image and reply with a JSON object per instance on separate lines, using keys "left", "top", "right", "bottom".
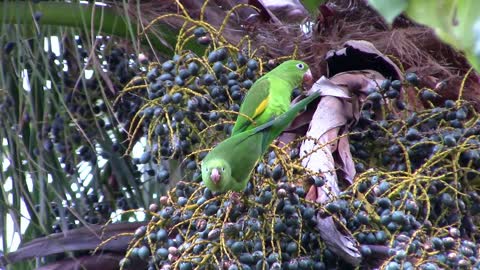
{"left": 229, "top": 191, "right": 242, "bottom": 204}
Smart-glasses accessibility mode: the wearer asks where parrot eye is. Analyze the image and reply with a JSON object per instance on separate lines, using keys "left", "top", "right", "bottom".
{"left": 206, "top": 168, "right": 209, "bottom": 172}
{"left": 222, "top": 168, "right": 225, "bottom": 171}
{"left": 296, "top": 63, "right": 304, "bottom": 69}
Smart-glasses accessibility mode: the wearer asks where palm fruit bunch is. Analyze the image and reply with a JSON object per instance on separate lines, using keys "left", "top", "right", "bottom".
{"left": 345, "top": 74, "right": 480, "bottom": 270}
{"left": 120, "top": 59, "right": 480, "bottom": 269}
{"left": 55, "top": 40, "right": 148, "bottom": 227}
{"left": 43, "top": 36, "right": 141, "bottom": 174}
{"left": 120, "top": 170, "right": 336, "bottom": 270}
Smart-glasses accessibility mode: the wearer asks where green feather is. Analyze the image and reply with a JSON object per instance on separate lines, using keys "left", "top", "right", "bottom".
{"left": 231, "top": 60, "right": 311, "bottom": 136}
{"left": 201, "top": 91, "right": 320, "bottom": 193}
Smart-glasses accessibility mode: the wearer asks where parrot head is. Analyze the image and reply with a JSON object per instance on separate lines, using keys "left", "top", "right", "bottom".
{"left": 272, "top": 60, "right": 313, "bottom": 87}
{"left": 201, "top": 159, "right": 232, "bottom": 192}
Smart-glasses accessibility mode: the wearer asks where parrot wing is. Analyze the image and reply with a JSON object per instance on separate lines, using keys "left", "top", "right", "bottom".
{"left": 231, "top": 78, "right": 271, "bottom": 135}
{"left": 229, "top": 90, "right": 322, "bottom": 157}
{"left": 229, "top": 90, "right": 322, "bottom": 175}
{"left": 260, "top": 90, "right": 321, "bottom": 149}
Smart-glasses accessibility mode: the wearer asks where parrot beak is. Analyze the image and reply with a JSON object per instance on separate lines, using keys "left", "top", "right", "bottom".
{"left": 303, "top": 69, "right": 313, "bottom": 88}
{"left": 210, "top": 168, "right": 221, "bottom": 184}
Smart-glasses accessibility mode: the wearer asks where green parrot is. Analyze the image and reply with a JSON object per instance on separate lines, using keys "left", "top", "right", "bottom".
{"left": 231, "top": 60, "right": 312, "bottom": 136}
{"left": 201, "top": 91, "right": 320, "bottom": 193}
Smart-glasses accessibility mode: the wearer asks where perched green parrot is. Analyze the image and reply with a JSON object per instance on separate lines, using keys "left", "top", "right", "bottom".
{"left": 201, "top": 91, "right": 320, "bottom": 193}
{"left": 231, "top": 60, "right": 313, "bottom": 136}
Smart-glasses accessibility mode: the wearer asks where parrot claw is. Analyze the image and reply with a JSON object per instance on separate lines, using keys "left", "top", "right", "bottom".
{"left": 230, "top": 191, "right": 242, "bottom": 204}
